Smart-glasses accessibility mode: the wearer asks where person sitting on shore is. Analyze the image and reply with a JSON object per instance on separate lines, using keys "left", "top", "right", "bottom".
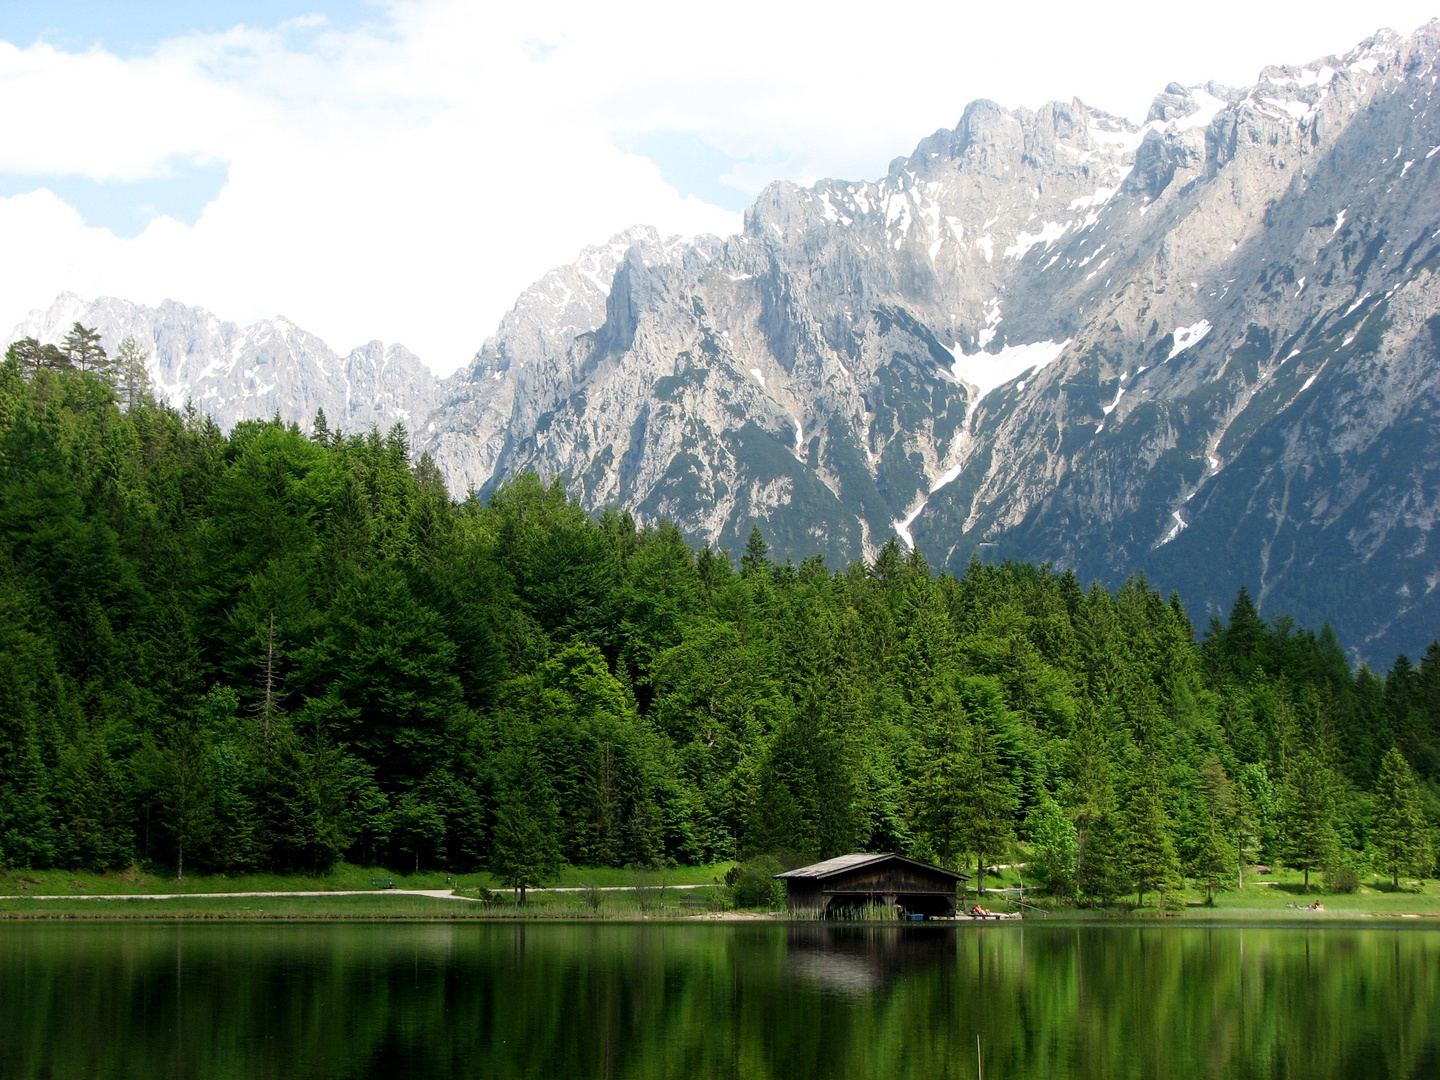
{"left": 970, "top": 904, "right": 992, "bottom": 917}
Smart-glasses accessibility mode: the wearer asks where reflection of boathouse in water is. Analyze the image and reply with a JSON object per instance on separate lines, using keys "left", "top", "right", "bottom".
{"left": 783, "top": 924, "right": 958, "bottom": 994}
{"left": 775, "top": 853, "right": 968, "bottom": 917}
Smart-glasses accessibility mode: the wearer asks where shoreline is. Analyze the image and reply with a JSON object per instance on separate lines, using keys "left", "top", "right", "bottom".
{"left": 4, "top": 900, "right": 1440, "bottom": 924}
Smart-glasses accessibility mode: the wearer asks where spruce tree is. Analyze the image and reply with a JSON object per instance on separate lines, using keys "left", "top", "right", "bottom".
{"left": 740, "top": 525, "right": 771, "bottom": 578}
{"left": 1191, "top": 820, "right": 1235, "bottom": 904}
{"left": 1121, "top": 770, "right": 1182, "bottom": 908}
{"left": 912, "top": 684, "right": 970, "bottom": 867}
{"left": 1369, "top": 746, "right": 1433, "bottom": 889}
{"left": 490, "top": 750, "right": 562, "bottom": 903}
{"left": 144, "top": 725, "right": 214, "bottom": 881}
{"left": 1233, "top": 778, "right": 1260, "bottom": 889}
{"left": 1077, "top": 809, "right": 1127, "bottom": 906}
{"left": 1280, "top": 749, "right": 1338, "bottom": 892}
{"left": 956, "top": 698, "right": 1017, "bottom": 895}
{"left": 1190, "top": 757, "right": 1237, "bottom": 902}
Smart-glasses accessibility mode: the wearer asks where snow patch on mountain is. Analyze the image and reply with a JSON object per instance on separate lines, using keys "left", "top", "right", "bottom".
{"left": 1167, "top": 320, "right": 1213, "bottom": 360}
{"left": 948, "top": 339, "right": 1072, "bottom": 410}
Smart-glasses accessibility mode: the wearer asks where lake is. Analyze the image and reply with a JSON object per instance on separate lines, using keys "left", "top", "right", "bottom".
{"left": 2, "top": 920, "right": 1438, "bottom": 1079}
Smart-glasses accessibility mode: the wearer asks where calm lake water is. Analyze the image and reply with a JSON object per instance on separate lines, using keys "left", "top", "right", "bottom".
{"left": 2, "top": 920, "right": 1438, "bottom": 1079}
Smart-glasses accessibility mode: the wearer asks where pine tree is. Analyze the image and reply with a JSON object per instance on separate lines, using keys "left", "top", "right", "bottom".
{"left": 4, "top": 337, "right": 64, "bottom": 374}
{"left": 1369, "top": 746, "right": 1433, "bottom": 889}
{"left": 1280, "top": 749, "right": 1338, "bottom": 892}
{"left": 61, "top": 323, "right": 108, "bottom": 375}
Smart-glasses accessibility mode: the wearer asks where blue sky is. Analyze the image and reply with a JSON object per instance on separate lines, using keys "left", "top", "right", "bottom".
{"left": 0, "top": 3, "right": 382, "bottom": 233}
{"left": 0, "top": 2, "right": 381, "bottom": 54}
{"left": 0, "top": 161, "right": 228, "bottom": 237}
{"left": 0, "top": 2, "right": 763, "bottom": 231}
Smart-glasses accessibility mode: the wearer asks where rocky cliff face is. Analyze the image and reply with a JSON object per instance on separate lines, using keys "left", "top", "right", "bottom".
{"left": 9, "top": 294, "right": 439, "bottom": 435}
{"left": 423, "top": 24, "right": 1440, "bottom": 662}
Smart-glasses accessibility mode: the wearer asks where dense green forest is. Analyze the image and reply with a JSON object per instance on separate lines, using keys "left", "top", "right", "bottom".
{"left": 0, "top": 329, "right": 1437, "bottom": 901}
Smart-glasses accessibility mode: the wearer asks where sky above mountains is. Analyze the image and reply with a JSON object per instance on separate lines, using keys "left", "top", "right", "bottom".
{"left": 0, "top": 0, "right": 1436, "bottom": 375}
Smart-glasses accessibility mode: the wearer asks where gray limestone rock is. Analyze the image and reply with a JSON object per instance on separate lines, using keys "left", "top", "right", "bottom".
{"left": 8, "top": 294, "right": 439, "bottom": 435}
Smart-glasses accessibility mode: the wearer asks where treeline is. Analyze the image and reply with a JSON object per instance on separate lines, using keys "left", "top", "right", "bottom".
{"left": 0, "top": 336, "right": 1437, "bottom": 900}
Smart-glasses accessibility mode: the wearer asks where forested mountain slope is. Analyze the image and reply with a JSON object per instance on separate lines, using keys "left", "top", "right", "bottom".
{"left": 423, "top": 23, "right": 1440, "bottom": 664}
{"left": 1, "top": 360, "right": 1435, "bottom": 895}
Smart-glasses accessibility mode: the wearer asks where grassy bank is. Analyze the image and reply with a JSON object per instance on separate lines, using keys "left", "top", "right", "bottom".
{"left": 0, "top": 884, "right": 734, "bottom": 920}
{"left": 0, "top": 862, "right": 733, "bottom": 898}
{"left": 996, "top": 869, "right": 1440, "bottom": 919}
{"left": 1188, "top": 871, "right": 1440, "bottom": 918}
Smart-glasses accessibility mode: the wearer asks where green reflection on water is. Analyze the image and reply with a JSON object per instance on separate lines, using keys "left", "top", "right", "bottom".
{"left": 2, "top": 922, "right": 1438, "bottom": 1080}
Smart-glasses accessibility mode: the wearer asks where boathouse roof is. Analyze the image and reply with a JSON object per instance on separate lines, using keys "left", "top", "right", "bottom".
{"left": 775, "top": 852, "right": 970, "bottom": 882}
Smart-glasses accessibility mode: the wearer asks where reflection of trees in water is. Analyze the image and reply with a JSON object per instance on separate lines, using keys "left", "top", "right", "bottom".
{"left": 3, "top": 924, "right": 1440, "bottom": 1079}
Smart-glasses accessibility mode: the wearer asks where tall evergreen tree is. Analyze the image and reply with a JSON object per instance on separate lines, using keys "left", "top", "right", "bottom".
{"left": 740, "top": 525, "right": 771, "bottom": 579}
{"left": 1280, "top": 750, "right": 1338, "bottom": 892}
{"left": 912, "top": 683, "right": 970, "bottom": 867}
{"left": 1121, "top": 768, "right": 1182, "bottom": 908}
{"left": 491, "top": 750, "right": 562, "bottom": 902}
{"left": 61, "top": 323, "right": 108, "bottom": 376}
{"left": 114, "top": 336, "right": 152, "bottom": 409}
{"left": 1190, "top": 757, "right": 1238, "bottom": 903}
{"left": 1369, "top": 746, "right": 1433, "bottom": 889}
{"left": 955, "top": 681, "right": 1018, "bottom": 894}
{"left": 1027, "top": 793, "right": 1079, "bottom": 899}
{"left": 5, "top": 337, "right": 65, "bottom": 374}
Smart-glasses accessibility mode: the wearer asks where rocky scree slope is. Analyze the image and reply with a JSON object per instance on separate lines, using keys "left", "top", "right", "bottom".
{"left": 10, "top": 294, "right": 439, "bottom": 435}
{"left": 423, "top": 24, "right": 1440, "bottom": 663}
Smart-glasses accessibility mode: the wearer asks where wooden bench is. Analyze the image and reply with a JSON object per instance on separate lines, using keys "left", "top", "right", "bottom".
{"left": 370, "top": 878, "right": 395, "bottom": 890}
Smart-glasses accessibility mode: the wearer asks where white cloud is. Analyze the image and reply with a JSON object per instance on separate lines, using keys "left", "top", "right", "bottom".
{"left": 0, "top": 0, "right": 1435, "bottom": 374}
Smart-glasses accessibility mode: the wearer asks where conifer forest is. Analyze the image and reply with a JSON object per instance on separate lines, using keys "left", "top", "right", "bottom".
{"left": 1, "top": 334, "right": 1436, "bottom": 901}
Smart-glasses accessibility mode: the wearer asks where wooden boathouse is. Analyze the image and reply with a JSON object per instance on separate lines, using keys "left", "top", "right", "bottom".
{"left": 775, "top": 853, "right": 969, "bottom": 917}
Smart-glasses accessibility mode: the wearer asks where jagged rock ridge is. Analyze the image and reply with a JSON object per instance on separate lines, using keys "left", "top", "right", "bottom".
{"left": 9, "top": 294, "right": 439, "bottom": 435}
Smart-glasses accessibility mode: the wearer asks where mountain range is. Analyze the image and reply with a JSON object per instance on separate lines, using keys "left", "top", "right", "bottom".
{"left": 14, "top": 22, "right": 1440, "bottom": 663}
{"left": 9, "top": 293, "right": 437, "bottom": 434}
